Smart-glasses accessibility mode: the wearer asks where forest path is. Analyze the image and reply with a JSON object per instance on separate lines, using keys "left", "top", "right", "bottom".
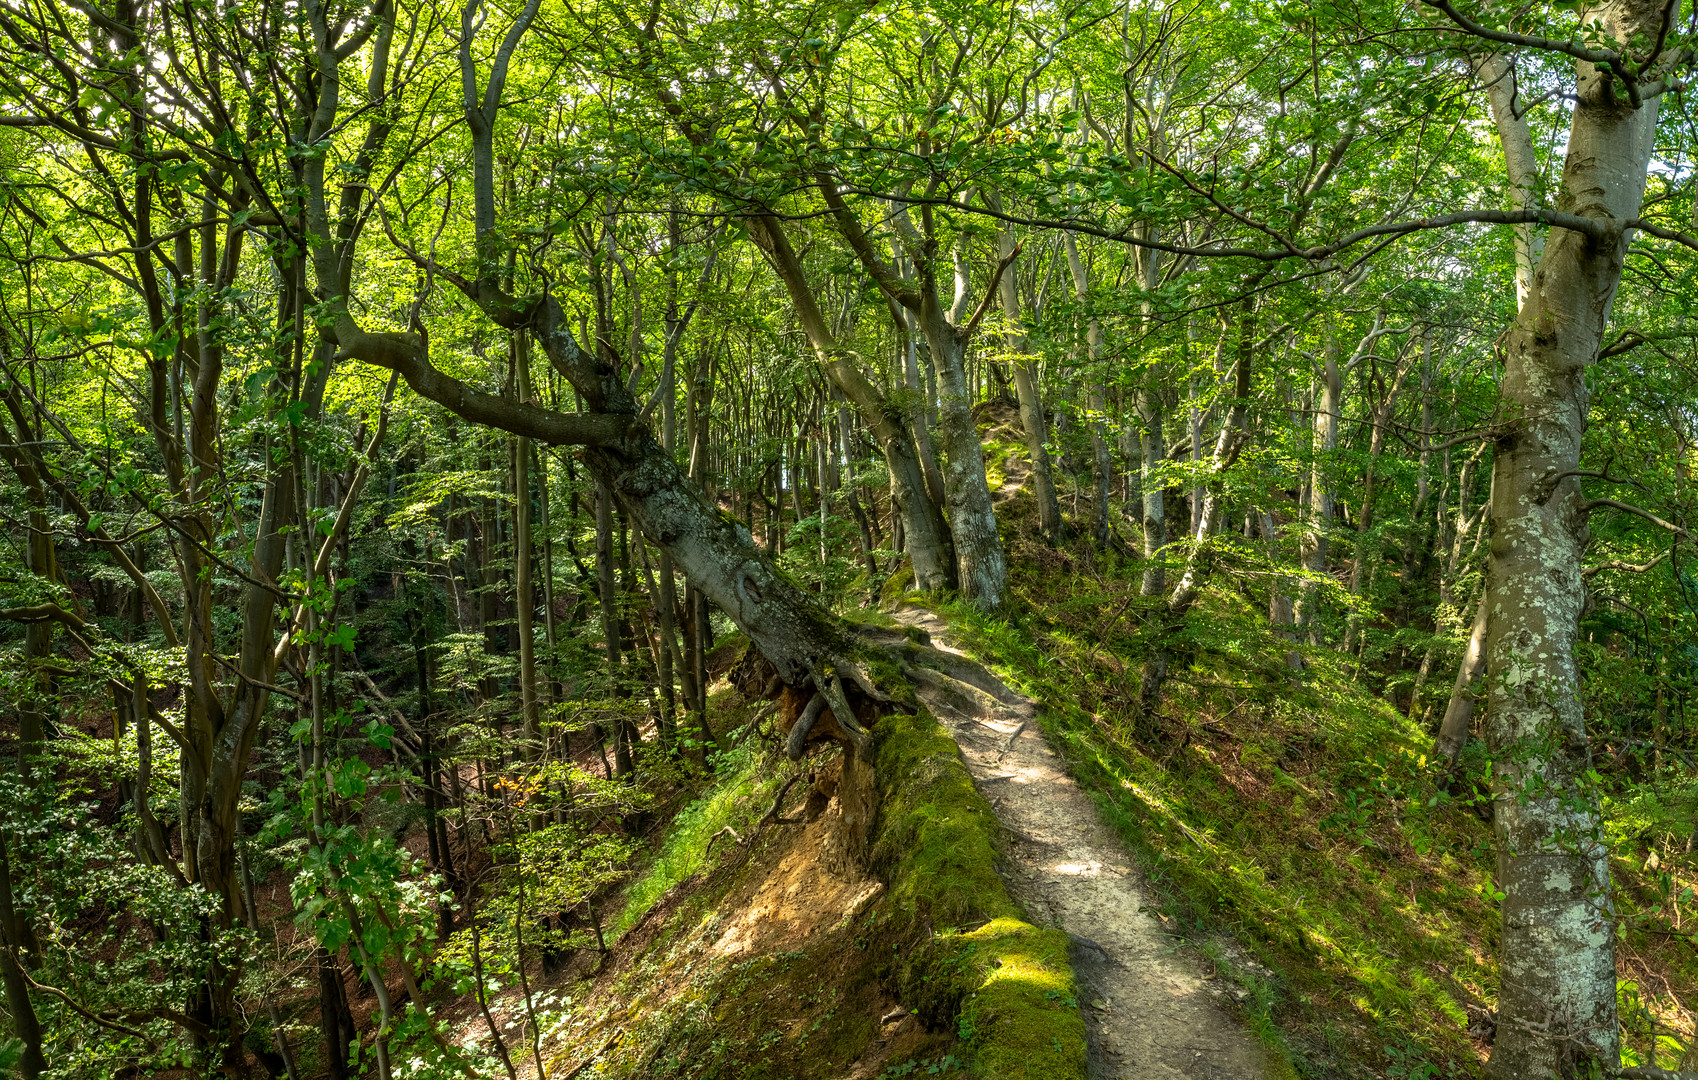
{"left": 888, "top": 606, "right": 1270, "bottom": 1080}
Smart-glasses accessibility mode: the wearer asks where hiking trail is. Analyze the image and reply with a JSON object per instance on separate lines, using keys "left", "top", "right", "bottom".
{"left": 888, "top": 606, "right": 1271, "bottom": 1080}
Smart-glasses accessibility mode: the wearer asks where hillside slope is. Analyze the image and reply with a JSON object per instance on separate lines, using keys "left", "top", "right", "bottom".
{"left": 916, "top": 418, "right": 1698, "bottom": 1078}
{"left": 523, "top": 684, "right": 1086, "bottom": 1080}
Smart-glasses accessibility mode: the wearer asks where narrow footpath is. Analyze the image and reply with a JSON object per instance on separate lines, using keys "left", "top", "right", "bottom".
{"left": 888, "top": 606, "right": 1270, "bottom": 1080}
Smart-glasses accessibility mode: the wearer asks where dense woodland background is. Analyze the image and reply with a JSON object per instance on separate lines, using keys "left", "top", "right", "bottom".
{"left": 0, "top": 0, "right": 1696, "bottom": 1076}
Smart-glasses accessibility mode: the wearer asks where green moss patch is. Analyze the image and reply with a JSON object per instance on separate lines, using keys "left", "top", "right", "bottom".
{"left": 539, "top": 689, "right": 1086, "bottom": 1080}
{"left": 880, "top": 562, "right": 918, "bottom": 606}
{"left": 871, "top": 710, "right": 1086, "bottom": 1080}
{"left": 900, "top": 918, "right": 1085, "bottom": 1080}
{"left": 872, "top": 712, "right": 1016, "bottom": 927}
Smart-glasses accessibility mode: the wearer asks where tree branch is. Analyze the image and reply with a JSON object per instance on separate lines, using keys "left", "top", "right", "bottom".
{"left": 1580, "top": 498, "right": 1693, "bottom": 540}
{"left": 1583, "top": 551, "right": 1671, "bottom": 580}
{"left": 0, "top": 602, "right": 84, "bottom": 629}
{"left": 810, "top": 177, "right": 922, "bottom": 311}
{"left": 332, "top": 317, "right": 638, "bottom": 446}
{"left": 962, "top": 244, "right": 1021, "bottom": 338}
{"left": 840, "top": 191, "right": 1611, "bottom": 261}
{"left": 1420, "top": 0, "right": 1643, "bottom": 108}
{"left": 13, "top": 954, "right": 211, "bottom": 1040}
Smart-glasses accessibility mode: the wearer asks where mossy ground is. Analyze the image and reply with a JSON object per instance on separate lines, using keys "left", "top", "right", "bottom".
{"left": 871, "top": 711, "right": 1085, "bottom": 1079}
{"left": 915, "top": 478, "right": 1698, "bottom": 1078}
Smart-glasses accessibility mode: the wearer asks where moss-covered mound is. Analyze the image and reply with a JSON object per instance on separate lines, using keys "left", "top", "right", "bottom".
{"left": 871, "top": 710, "right": 1086, "bottom": 1080}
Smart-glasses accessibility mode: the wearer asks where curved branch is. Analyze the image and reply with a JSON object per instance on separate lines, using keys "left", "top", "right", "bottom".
{"left": 0, "top": 602, "right": 84, "bottom": 629}
{"left": 1420, "top": 0, "right": 1643, "bottom": 107}
{"left": 332, "top": 317, "right": 638, "bottom": 446}
{"left": 1580, "top": 498, "right": 1693, "bottom": 541}
{"left": 1583, "top": 551, "right": 1671, "bottom": 580}
{"left": 962, "top": 243, "right": 1021, "bottom": 338}
{"left": 840, "top": 191, "right": 1611, "bottom": 261}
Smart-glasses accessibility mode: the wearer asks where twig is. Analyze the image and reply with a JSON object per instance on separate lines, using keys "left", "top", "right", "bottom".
{"left": 995, "top": 721, "right": 1027, "bottom": 762}
{"left": 757, "top": 773, "right": 806, "bottom": 828}
{"left": 11, "top": 951, "right": 211, "bottom": 1042}
{"left": 704, "top": 825, "right": 743, "bottom": 857}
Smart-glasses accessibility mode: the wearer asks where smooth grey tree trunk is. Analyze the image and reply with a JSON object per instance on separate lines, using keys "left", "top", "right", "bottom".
{"left": 1436, "top": 44, "right": 1549, "bottom": 752}
{"left": 1061, "top": 234, "right": 1112, "bottom": 546}
{"left": 1294, "top": 338, "right": 1340, "bottom": 643}
{"left": 1478, "top": 5, "right": 1670, "bottom": 1072}
{"left": 1433, "top": 596, "right": 1488, "bottom": 765}
{"left": 992, "top": 198, "right": 1063, "bottom": 540}
{"left": 922, "top": 303, "right": 1009, "bottom": 609}
{"left": 1137, "top": 373, "right": 1166, "bottom": 599}
{"left": 746, "top": 215, "right": 956, "bottom": 592}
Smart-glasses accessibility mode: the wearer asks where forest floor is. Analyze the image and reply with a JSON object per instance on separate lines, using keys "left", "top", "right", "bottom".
{"left": 889, "top": 603, "right": 1271, "bottom": 1080}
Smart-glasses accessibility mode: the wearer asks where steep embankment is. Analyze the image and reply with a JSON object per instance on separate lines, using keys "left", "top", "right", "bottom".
{"left": 529, "top": 681, "right": 1087, "bottom": 1080}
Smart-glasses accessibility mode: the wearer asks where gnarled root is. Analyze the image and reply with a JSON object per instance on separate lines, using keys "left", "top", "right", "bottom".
{"left": 787, "top": 693, "right": 828, "bottom": 760}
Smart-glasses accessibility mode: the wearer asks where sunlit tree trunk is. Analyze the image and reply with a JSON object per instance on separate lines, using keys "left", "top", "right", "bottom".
{"left": 1482, "top": 5, "right": 1670, "bottom": 1071}
{"left": 1062, "top": 234, "right": 1112, "bottom": 546}
{"left": 746, "top": 215, "right": 956, "bottom": 591}
{"left": 992, "top": 197, "right": 1063, "bottom": 540}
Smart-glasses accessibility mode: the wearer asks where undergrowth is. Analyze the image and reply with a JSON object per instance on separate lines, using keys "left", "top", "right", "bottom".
{"left": 540, "top": 681, "right": 1086, "bottom": 1080}
{"left": 610, "top": 708, "right": 784, "bottom": 941}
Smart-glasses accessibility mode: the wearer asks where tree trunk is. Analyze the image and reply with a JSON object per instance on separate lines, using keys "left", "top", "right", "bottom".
{"left": 746, "top": 215, "right": 956, "bottom": 591}
{"left": 1474, "top": 51, "right": 1547, "bottom": 312}
{"left": 515, "top": 353, "right": 540, "bottom": 760}
{"left": 1342, "top": 350, "right": 1414, "bottom": 656}
{"left": 1137, "top": 373, "right": 1166, "bottom": 598}
{"left": 1062, "top": 235, "right": 1112, "bottom": 547}
{"left": 1482, "top": 7, "right": 1669, "bottom": 1071}
{"left": 923, "top": 308, "right": 1008, "bottom": 609}
{"left": 0, "top": 832, "right": 44, "bottom": 1080}
{"left": 595, "top": 479, "right": 633, "bottom": 777}
{"left": 1138, "top": 286, "right": 1260, "bottom": 711}
{"left": 1433, "top": 596, "right": 1488, "bottom": 766}
{"left": 835, "top": 389, "right": 882, "bottom": 591}
{"left": 993, "top": 203, "right": 1063, "bottom": 540}
{"left": 1262, "top": 510, "right": 1299, "bottom": 668}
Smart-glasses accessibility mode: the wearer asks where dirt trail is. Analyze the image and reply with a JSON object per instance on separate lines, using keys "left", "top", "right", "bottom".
{"left": 889, "top": 606, "right": 1270, "bottom": 1080}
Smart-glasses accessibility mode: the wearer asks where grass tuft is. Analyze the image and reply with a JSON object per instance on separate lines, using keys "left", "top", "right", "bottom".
{"left": 609, "top": 734, "right": 783, "bottom": 941}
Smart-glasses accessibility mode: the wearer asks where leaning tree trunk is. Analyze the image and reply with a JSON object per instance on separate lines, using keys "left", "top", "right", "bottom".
{"left": 1481, "top": 6, "right": 1669, "bottom": 1073}
{"left": 922, "top": 305, "right": 1009, "bottom": 610}
{"left": 745, "top": 215, "right": 956, "bottom": 591}
{"left": 993, "top": 203, "right": 1063, "bottom": 540}
{"left": 1432, "top": 596, "right": 1488, "bottom": 766}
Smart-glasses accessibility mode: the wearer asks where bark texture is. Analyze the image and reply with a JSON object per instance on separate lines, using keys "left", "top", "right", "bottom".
{"left": 994, "top": 201, "right": 1064, "bottom": 541}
